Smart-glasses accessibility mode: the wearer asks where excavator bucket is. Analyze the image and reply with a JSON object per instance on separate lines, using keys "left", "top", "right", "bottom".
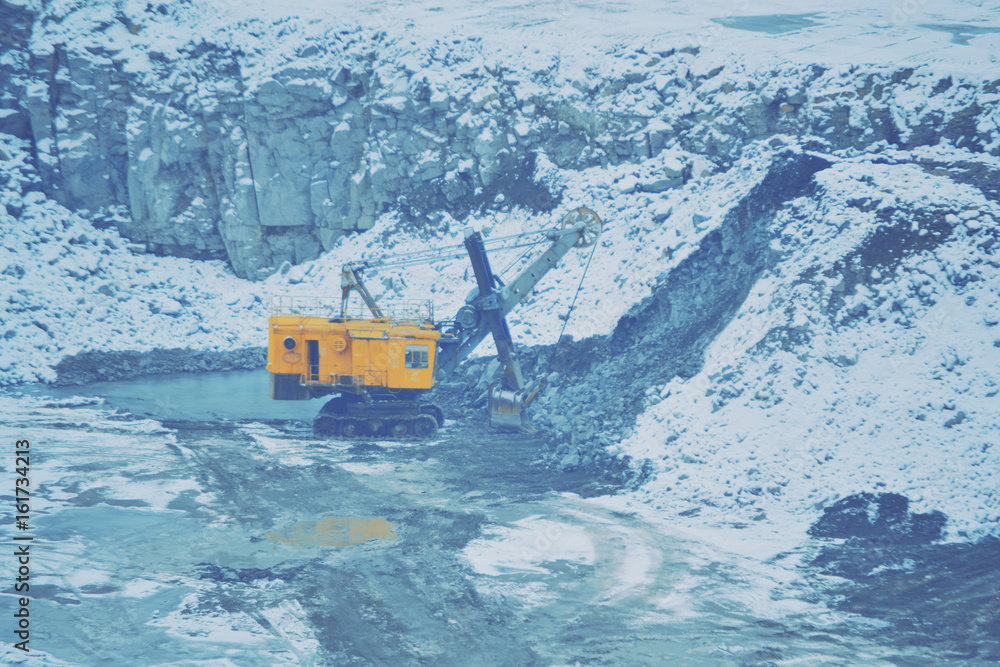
{"left": 488, "top": 384, "right": 528, "bottom": 428}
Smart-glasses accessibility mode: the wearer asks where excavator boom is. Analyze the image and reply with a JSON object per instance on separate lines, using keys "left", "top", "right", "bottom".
{"left": 341, "top": 265, "right": 384, "bottom": 318}
{"left": 434, "top": 208, "right": 602, "bottom": 383}
{"left": 436, "top": 207, "right": 602, "bottom": 427}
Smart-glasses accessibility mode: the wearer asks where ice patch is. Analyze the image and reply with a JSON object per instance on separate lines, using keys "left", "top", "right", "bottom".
{"left": 462, "top": 515, "right": 596, "bottom": 576}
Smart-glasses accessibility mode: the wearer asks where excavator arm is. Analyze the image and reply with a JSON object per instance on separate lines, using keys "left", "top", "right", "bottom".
{"left": 341, "top": 265, "right": 384, "bottom": 318}
{"left": 435, "top": 207, "right": 602, "bottom": 427}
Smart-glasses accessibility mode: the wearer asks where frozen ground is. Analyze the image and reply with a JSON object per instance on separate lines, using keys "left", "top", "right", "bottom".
{"left": 32, "top": 0, "right": 1000, "bottom": 73}
{"left": 0, "top": 134, "right": 267, "bottom": 384}
{"left": 2, "top": 0, "right": 998, "bottom": 529}
{"left": 614, "top": 149, "right": 1000, "bottom": 544}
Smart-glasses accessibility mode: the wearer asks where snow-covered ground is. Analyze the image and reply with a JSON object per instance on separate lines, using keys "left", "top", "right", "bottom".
{"left": 5, "top": 389, "right": 931, "bottom": 666}
{"left": 0, "top": 128, "right": 716, "bottom": 382}
{"left": 33, "top": 0, "right": 1000, "bottom": 75}
{"left": 2, "top": 0, "right": 999, "bottom": 559}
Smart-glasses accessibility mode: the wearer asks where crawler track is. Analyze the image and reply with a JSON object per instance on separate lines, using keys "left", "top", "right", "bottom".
{"left": 312, "top": 396, "right": 445, "bottom": 439}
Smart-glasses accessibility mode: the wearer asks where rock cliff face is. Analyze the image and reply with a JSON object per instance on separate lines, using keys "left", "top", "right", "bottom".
{"left": 2, "top": 2, "right": 998, "bottom": 280}
{"left": 0, "top": 0, "right": 34, "bottom": 141}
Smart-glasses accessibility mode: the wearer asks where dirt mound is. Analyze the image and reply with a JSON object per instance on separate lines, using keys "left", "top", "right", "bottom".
{"left": 54, "top": 346, "right": 266, "bottom": 385}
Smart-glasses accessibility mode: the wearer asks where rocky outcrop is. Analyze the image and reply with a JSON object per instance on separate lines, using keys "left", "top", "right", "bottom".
{"left": 3, "top": 5, "right": 999, "bottom": 280}
{"left": 0, "top": 0, "right": 34, "bottom": 141}
{"left": 53, "top": 346, "right": 266, "bottom": 385}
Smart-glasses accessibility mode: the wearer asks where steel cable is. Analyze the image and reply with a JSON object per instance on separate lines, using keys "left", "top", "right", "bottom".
{"left": 355, "top": 229, "right": 551, "bottom": 271}
{"left": 556, "top": 240, "right": 599, "bottom": 345}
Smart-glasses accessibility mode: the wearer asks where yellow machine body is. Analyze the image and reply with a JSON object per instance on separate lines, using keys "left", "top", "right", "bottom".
{"left": 268, "top": 312, "right": 441, "bottom": 400}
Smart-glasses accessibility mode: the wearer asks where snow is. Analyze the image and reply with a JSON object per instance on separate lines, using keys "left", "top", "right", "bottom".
{"left": 4, "top": 146, "right": 999, "bottom": 547}
{"left": 463, "top": 515, "right": 597, "bottom": 577}
{"left": 612, "top": 151, "right": 1000, "bottom": 543}
{"left": 0, "top": 185, "right": 267, "bottom": 383}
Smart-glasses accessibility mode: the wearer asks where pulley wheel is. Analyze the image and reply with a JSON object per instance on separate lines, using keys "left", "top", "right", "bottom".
{"left": 456, "top": 305, "right": 479, "bottom": 329}
{"left": 559, "top": 207, "right": 602, "bottom": 248}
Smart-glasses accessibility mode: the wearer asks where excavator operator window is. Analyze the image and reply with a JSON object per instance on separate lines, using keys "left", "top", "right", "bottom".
{"left": 405, "top": 345, "right": 429, "bottom": 369}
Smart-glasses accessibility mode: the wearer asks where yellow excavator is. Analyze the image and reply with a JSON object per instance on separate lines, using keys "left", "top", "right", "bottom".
{"left": 267, "top": 207, "right": 602, "bottom": 438}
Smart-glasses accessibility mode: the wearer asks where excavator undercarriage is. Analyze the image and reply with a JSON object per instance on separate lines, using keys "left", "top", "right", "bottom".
{"left": 312, "top": 395, "right": 445, "bottom": 439}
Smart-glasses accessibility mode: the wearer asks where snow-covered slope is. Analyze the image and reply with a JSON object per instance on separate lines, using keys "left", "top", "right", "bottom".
{"left": 4, "top": 0, "right": 999, "bottom": 279}
{"left": 611, "top": 146, "right": 1000, "bottom": 543}
{"left": 0, "top": 135, "right": 266, "bottom": 383}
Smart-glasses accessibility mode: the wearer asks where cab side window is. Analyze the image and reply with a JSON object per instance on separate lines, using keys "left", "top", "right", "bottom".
{"left": 405, "top": 345, "right": 429, "bottom": 369}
